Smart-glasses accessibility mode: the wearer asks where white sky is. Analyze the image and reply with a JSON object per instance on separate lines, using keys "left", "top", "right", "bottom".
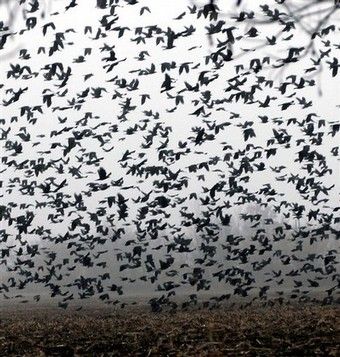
{"left": 0, "top": 0, "right": 339, "bottom": 303}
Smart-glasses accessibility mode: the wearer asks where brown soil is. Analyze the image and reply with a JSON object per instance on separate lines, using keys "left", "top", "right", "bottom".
{"left": 0, "top": 305, "right": 339, "bottom": 356}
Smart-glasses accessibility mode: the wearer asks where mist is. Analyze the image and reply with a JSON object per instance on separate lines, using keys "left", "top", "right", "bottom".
{"left": 0, "top": 0, "right": 339, "bottom": 312}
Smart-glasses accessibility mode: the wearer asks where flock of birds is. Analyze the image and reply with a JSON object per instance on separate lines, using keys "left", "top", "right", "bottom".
{"left": 0, "top": 0, "right": 339, "bottom": 311}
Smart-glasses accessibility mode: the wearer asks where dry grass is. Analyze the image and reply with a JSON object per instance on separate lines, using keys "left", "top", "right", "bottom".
{"left": 0, "top": 305, "right": 339, "bottom": 356}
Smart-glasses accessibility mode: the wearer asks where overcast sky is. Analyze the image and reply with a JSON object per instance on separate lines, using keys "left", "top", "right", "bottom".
{"left": 0, "top": 0, "right": 339, "bottom": 304}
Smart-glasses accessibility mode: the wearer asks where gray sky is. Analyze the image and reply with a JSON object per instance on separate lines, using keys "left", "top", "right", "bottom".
{"left": 0, "top": 0, "right": 339, "bottom": 306}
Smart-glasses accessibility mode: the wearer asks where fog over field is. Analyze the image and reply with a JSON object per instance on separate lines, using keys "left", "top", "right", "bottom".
{"left": 0, "top": 0, "right": 339, "bottom": 311}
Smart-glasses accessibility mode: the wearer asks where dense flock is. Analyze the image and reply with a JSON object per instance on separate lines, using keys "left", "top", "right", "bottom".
{"left": 0, "top": 0, "right": 339, "bottom": 310}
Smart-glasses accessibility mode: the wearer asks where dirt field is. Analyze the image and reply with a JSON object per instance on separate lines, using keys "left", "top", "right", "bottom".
{"left": 0, "top": 305, "right": 339, "bottom": 356}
